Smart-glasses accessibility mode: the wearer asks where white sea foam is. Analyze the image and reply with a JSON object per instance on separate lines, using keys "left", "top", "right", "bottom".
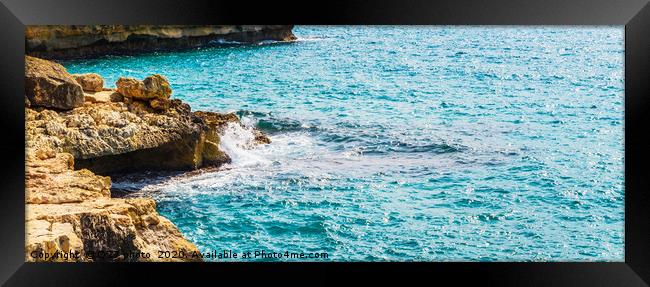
{"left": 295, "top": 37, "right": 328, "bottom": 43}
{"left": 218, "top": 122, "right": 272, "bottom": 168}
{"left": 208, "top": 39, "right": 243, "bottom": 45}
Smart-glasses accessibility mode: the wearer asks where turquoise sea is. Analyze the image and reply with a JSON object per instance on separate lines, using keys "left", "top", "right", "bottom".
{"left": 64, "top": 26, "right": 625, "bottom": 261}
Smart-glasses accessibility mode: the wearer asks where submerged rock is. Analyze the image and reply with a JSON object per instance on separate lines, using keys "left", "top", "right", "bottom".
{"left": 25, "top": 56, "right": 84, "bottom": 110}
{"left": 72, "top": 73, "right": 104, "bottom": 92}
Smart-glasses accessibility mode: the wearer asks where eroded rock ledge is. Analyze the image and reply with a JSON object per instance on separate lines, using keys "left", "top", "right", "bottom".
{"left": 26, "top": 25, "right": 296, "bottom": 59}
{"left": 26, "top": 151, "right": 201, "bottom": 262}
{"left": 25, "top": 56, "right": 270, "bottom": 261}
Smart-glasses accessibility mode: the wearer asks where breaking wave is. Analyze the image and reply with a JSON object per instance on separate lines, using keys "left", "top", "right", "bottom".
{"left": 218, "top": 122, "right": 271, "bottom": 168}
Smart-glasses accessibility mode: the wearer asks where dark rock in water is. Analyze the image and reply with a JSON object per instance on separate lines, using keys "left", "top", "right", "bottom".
{"left": 26, "top": 25, "right": 297, "bottom": 60}
{"left": 25, "top": 55, "right": 84, "bottom": 110}
{"left": 253, "top": 130, "right": 272, "bottom": 144}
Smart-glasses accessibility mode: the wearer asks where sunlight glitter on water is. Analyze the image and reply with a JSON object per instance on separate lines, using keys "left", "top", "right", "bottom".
{"left": 66, "top": 26, "right": 625, "bottom": 261}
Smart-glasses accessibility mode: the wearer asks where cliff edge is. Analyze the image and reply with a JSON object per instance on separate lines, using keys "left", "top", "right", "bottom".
{"left": 26, "top": 25, "right": 296, "bottom": 59}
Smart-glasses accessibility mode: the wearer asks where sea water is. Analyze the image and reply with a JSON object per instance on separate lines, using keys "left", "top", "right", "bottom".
{"left": 64, "top": 26, "right": 625, "bottom": 261}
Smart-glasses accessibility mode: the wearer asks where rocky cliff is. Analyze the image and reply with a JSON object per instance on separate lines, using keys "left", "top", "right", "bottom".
{"left": 25, "top": 56, "right": 270, "bottom": 261}
{"left": 26, "top": 151, "right": 201, "bottom": 262}
{"left": 26, "top": 25, "right": 296, "bottom": 59}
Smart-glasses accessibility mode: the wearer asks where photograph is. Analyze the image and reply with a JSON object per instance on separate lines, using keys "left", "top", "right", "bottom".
{"left": 23, "top": 25, "right": 625, "bottom": 263}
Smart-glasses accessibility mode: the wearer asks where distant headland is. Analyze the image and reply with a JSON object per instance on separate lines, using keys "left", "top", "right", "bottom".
{"left": 25, "top": 25, "right": 296, "bottom": 59}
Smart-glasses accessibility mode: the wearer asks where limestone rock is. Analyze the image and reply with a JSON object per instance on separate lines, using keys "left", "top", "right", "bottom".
{"left": 73, "top": 73, "right": 104, "bottom": 92}
{"left": 127, "top": 100, "right": 154, "bottom": 114}
{"left": 149, "top": 98, "right": 171, "bottom": 111}
{"left": 116, "top": 75, "right": 172, "bottom": 100}
{"left": 25, "top": 25, "right": 296, "bottom": 59}
{"left": 253, "top": 130, "right": 272, "bottom": 144}
{"left": 25, "top": 56, "right": 84, "bottom": 110}
{"left": 25, "top": 220, "right": 84, "bottom": 262}
{"left": 193, "top": 111, "right": 240, "bottom": 130}
{"left": 26, "top": 101, "right": 193, "bottom": 161}
{"left": 23, "top": 60, "right": 254, "bottom": 263}
{"left": 25, "top": 98, "right": 258, "bottom": 174}
{"left": 24, "top": 64, "right": 269, "bottom": 174}
{"left": 193, "top": 111, "right": 238, "bottom": 155}
{"left": 27, "top": 198, "right": 201, "bottom": 262}
{"left": 192, "top": 111, "right": 271, "bottom": 144}
{"left": 84, "top": 90, "right": 123, "bottom": 103}
{"left": 26, "top": 152, "right": 110, "bottom": 204}
{"left": 202, "top": 140, "right": 230, "bottom": 166}
{"left": 25, "top": 150, "right": 201, "bottom": 262}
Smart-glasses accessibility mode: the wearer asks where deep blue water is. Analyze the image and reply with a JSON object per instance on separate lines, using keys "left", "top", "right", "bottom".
{"left": 64, "top": 26, "right": 625, "bottom": 261}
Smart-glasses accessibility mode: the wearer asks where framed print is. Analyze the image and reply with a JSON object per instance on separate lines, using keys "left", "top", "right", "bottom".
{"left": 0, "top": 0, "right": 648, "bottom": 286}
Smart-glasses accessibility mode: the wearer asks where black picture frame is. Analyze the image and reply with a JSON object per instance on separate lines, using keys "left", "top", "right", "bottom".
{"left": 0, "top": 0, "right": 648, "bottom": 286}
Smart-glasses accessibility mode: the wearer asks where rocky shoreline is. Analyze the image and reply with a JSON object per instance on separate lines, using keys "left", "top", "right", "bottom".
{"left": 24, "top": 53, "right": 270, "bottom": 261}
{"left": 26, "top": 25, "right": 296, "bottom": 59}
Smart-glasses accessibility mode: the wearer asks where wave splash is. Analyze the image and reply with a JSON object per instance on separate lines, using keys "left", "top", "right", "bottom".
{"left": 218, "top": 122, "right": 271, "bottom": 168}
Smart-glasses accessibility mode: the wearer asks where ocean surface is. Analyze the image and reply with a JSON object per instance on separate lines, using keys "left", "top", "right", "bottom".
{"left": 64, "top": 26, "right": 625, "bottom": 261}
